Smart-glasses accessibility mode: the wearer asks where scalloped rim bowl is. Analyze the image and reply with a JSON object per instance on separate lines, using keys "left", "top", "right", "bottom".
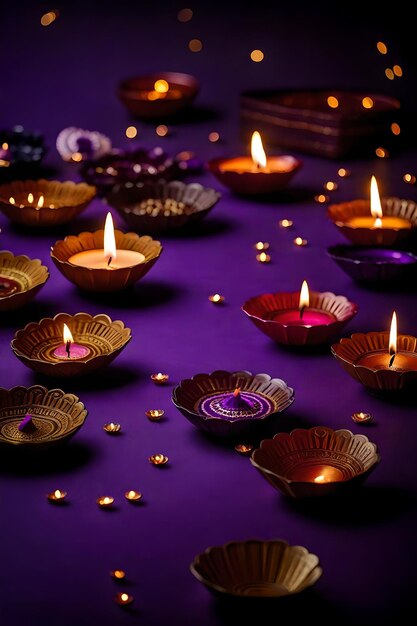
{"left": 0, "top": 250, "right": 49, "bottom": 311}
{"left": 190, "top": 539, "right": 322, "bottom": 598}
{"left": 0, "top": 179, "right": 96, "bottom": 226}
{"left": 250, "top": 426, "right": 380, "bottom": 498}
{"left": 0, "top": 385, "right": 88, "bottom": 450}
{"left": 11, "top": 312, "right": 132, "bottom": 377}
{"left": 242, "top": 290, "right": 358, "bottom": 345}
{"left": 327, "top": 244, "right": 417, "bottom": 284}
{"left": 327, "top": 197, "right": 417, "bottom": 247}
{"left": 331, "top": 331, "right": 417, "bottom": 392}
{"left": 105, "top": 179, "right": 221, "bottom": 233}
{"left": 50, "top": 228, "right": 162, "bottom": 291}
{"left": 172, "top": 370, "right": 294, "bottom": 439}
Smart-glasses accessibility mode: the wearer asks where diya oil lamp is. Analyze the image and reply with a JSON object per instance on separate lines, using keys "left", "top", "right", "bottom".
{"left": 50, "top": 212, "right": 162, "bottom": 291}
{"left": 150, "top": 372, "right": 169, "bottom": 384}
{"left": 47, "top": 489, "right": 67, "bottom": 504}
{"left": 11, "top": 312, "right": 131, "bottom": 377}
{"left": 242, "top": 280, "right": 358, "bottom": 346}
{"left": 118, "top": 72, "right": 199, "bottom": 119}
{"left": 124, "top": 490, "right": 143, "bottom": 503}
{"left": 328, "top": 176, "right": 417, "bottom": 247}
{"left": 97, "top": 496, "right": 114, "bottom": 509}
{"left": 172, "top": 370, "right": 294, "bottom": 439}
{"left": 115, "top": 592, "right": 134, "bottom": 607}
{"left": 250, "top": 426, "right": 380, "bottom": 499}
{"left": 332, "top": 311, "right": 417, "bottom": 393}
{"left": 0, "top": 251, "right": 49, "bottom": 312}
{"left": 208, "top": 131, "right": 302, "bottom": 195}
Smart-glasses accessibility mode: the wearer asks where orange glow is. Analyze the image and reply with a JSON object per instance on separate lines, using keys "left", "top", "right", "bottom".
{"left": 233, "top": 388, "right": 241, "bottom": 397}
{"left": 376, "top": 41, "right": 387, "bottom": 54}
{"left": 125, "top": 126, "right": 137, "bottom": 139}
{"left": 389, "top": 311, "right": 397, "bottom": 356}
{"left": 177, "top": 8, "right": 193, "bottom": 22}
{"left": 403, "top": 173, "right": 416, "bottom": 184}
{"left": 189, "top": 38, "right": 203, "bottom": 52}
{"left": 337, "top": 168, "right": 350, "bottom": 177}
{"left": 362, "top": 97, "right": 374, "bottom": 109}
{"left": 36, "top": 194, "right": 44, "bottom": 209}
{"left": 154, "top": 79, "right": 169, "bottom": 93}
{"left": 324, "top": 181, "right": 338, "bottom": 191}
{"left": 40, "top": 11, "right": 58, "bottom": 26}
{"left": 314, "top": 475, "right": 325, "bottom": 483}
{"left": 375, "top": 147, "right": 388, "bottom": 158}
{"left": 27, "top": 193, "right": 34, "bottom": 204}
{"left": 299, "top": 280, "right": 309, "bottom": 309}
{"left": 104, "top": 212, "right": 117, "bottom": 262}
{"left": 250, "top": 131, "right": 267, "bottom": 169}
{"left": 156, "top": 125, "right": 168, "bottom": 137}
{"left": 1, "top": 142, "right": 8, "bottom": 150}
{"left": 385, "top": 68, "right": 394, "bottom": 80}
{"left": 279, "top": 219, "right": 293, "bottom": 228}
{"left": 9, "top": 197, "right": 15, "bottom": 205}
{"left": 393, "top": 65, "right": 403, "bottom": 77}
{"left": 314, "top": 194, "right": 329, "bottom": 203}
{"left": 250, "top": 49, "right": 264, "bottom": 62}
{"left": 294, "top": 237, "right": 308, "bottom": 247}
{"left": 327, "top": 96, "right": 339, "bottom": 108}
{"left": 391, "top": 123, "right": 401, "bottom": 135}
{"left": 208, "top": 131, "right": 220, "bottom": 142}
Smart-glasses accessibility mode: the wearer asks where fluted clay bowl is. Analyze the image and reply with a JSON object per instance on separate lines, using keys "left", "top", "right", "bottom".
{"left": 0, "top": 251, "right": 49, "bottom": 311}
{"left": 327, "top": 197, "right": 417, "bottom": 247}
{"left": 331, "top": 331, "right": 417, "bottom": 393}
{"left": 0, "top": 385, "right": 87, "bottom": 450}
{"left": 105, "top": 180, "right": 221, "bottom": 233}
{"left": 0, "top": 179, "right": 96, "bottom": 226}
{"left": 251, "top": 426, "right": 380, "bottom": 498}
{"left": 190, "top": 539, "right": 322, "bottom": 598}
{"left": 242, "top": 290, "right": 358, "bottom": 345}
{"left": 50, "top": 228, "right": 162, "bottom": 291}
{"left": 11, "top": 312, "right": 132, "bottom": 377}
{"left": 172, "top": 370, "right": 294, "bottom": 439}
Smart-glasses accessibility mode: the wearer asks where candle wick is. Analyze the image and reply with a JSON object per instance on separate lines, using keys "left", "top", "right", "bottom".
{"left": 389, "top": 353, "right": 396, "bottom": 368}
{"left": 66, "top": 340, "right": 71, "bottom": 359}
{"left": 299, "top": 306, "right": 305, "bottom": 320}
{"left": 107, "top": 256, "right": 112, "bottom": 267}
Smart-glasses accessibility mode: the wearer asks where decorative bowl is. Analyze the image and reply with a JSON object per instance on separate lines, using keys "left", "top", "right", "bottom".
{"left": 190, "top": 539, "right": 322, "bottom": 598}
{"left": 105, "top": 180, "right": 221, "bottom": 233}
{"left": 172, "top": 370, "right": 294, "bottom": 439}
{"left": 242, "top": 290, "right": 358, "bottom": 345}
{"left": 56, "top": 126, "right": 112, "bottom": 162}
{"left": 0, "top": 179, "right": 96, "bottom": 227}
{"left": 250, "top": 426, "right": 380, "bottom": 499}
{"left": 327, "top": 197, "right": 417, "bottom": 247}
{"left": 118, "top": 71, "right": 199, "bottom": 119}
{"left": 50, "top": 229, "right": 162, "bottom": 292}
{"left": 331, "top": 331, "right": 417, "bottom": 393}
{"left": 11, "top": 312, "right": 131, "bottom": 377}
{"left": 0, "top": 251, "right": 49, "bottom": 312}
{"left": 207, "top": 155, "right": 302, "bottom": 196}
{"left": 327, "top": 244, "right": 417, "bottom": 285}
{"left": 0, "top": 385, "right": 87, "bottom": 450}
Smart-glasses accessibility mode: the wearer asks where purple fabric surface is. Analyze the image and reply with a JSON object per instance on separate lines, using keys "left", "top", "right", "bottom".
{"left": 1, "top": 2, "right": 417, "bottom": 625}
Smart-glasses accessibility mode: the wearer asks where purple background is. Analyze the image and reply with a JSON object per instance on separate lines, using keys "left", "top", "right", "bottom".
{"left": 1, "top": 2, "right": 417, "bottom": 625}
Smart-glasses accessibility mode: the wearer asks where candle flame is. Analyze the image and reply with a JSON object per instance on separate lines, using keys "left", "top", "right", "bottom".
{"left": 37, "top": 194, "right": 44, "bottom": 209}
{"left": 299, "top": 280, "right": 309, "bottom": 309}
{"left": 27, "top": 192, "right": 34, "bottom": 204}
{"left": 104, "top": 212, "right": 117, "bottom": 262}
{"left": 154, "top": 79, "right": 169, "bottom": 93}
{"left": 63, "top": 323, "right": 73, "bottom": 345}
{"left": 370, "top": 176, "right": 383, "bottom": 227}
{"left": 314, "top": 475, "right": 325, "bottom": 483}
{"left": 389, "top": 311, "right": 397, "bottom": 356}
{"left": 233, "top": 387, "right": 241, "bottom": 397}
{"left": 54, "top": 490, "right": 63, "bottom": 498}
{"left": 251, "top": 131, "right": 267, "bottom": 169}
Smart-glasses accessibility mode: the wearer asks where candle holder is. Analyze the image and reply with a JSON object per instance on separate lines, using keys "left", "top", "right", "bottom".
{"left": 0, "top": 385, "right": 87, "bottom": 451}
{"left": 50, "top": 229, "right": 162, "bottom": 292}
{"left": 190, "top": 539, "right": 322, "bottom": 598}
{"left": 105, "top": 180, "right": 221, "bottom": 234}
{"left": 11, "top": 312, "right": 132, "bottom": 377}
{"left": 172, "top": 370, "right": 294, "bottom": 439}
{"left": 207, "top": 154, "right": 301, "bottom": 196}
{"left": 0, "top": 179, "right": 96, "bottom": 227}
{"left": 0, "top": 251, "right": 49, "bottom": 312}
{"left": 250, "top": 426, "right": 380, "bottom": 499}
{"left": 331, "top": 331, "right": 417, "bottom": 393}
{"left": 327, "top": 244, "right": 417, "bottom": 285}
{"left": 118, "top": 72, "right": 199, "bottom": 119}
{"left": 327, "top": 197, "right": 417, "bottom": 247}
{"left": 242, "top": 290, "right": 358, "bottom": 346}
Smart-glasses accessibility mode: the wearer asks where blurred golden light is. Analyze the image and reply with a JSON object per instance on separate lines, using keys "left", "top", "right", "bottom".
{"left": 393, "top": 65, "right": 403, "bottom": 77}
{"left": 250, "top": 49, "right": 264, "bottom": 62}
{"left": 337, "top": 168, "right": 350, "bottom": 177}
{"left": 40, "top": 10, "right": 58, "bottom": 26}
{"left": 314, "top": 194, "right": 329, "bottom": 203}
{"left": 125, "top": 126, "right": 137, "bottom": 139}
{"left": 375, "top": 147, "right": 389, "bottom": 158}
{"left": 391, "top": 123, "right": 401, "bottom": 135}
{"left": 155, "top": 125, "right": 169, "bottom": 137}
{"left": 1, "top": 143, "right": 8, "bottom": 150}
{"left": 154, "top": 79, "right": 169, "bottom": 94}
{"left": 324, "top": 181, "right": 338, "bottom": 191}
{"left": 362, "top": 97, "right": 374, "bottom": 109}
{"left": 71, "top": 152, "right": 83, "bottom": 162}
{"left": 177, "top": 8, "right": 193, "bottom": 22}
{"left": 294, "top": 237, "right": 308, "bottom": 246}
{"left": 189, "top": 39, "right": 203, "bottom": 52}
{"left": 327, "top": 96, "right": 339, "bottom": 108}
{"left": 208, "top": 131, "right": 220, "bottom": 143}
{"left": 376, "top": 41, "right": 387, "bottom": 54}
{"left": 279, "top": 219, "right": 293, "bottom": 228}
{"left": 403, "top": 173, "right": 416, "bottom": 184}
{"left": 385, "top": 68, "right": 395, "bottom": 80}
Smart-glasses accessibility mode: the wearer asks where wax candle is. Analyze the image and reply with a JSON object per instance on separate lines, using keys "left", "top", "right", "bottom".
{"left": 52, "top": 323, "right": 91, "bottom": 360}
{"left": 289, "top": 464, "right": 344, "bottom": 483}
{"left": 0, "top": 276, "right": 20, "bottom": 297}
{"left": 68, "top": 212, "right": 145, "bottom": 269}
{"left": 272, "top": 280, "right": 335, "bottom": 326}
{"left": 356, "top": 311, "right": 417, "bottom": 372}
{"left": 345, "top": 176, "right": 411, "bottom": 230}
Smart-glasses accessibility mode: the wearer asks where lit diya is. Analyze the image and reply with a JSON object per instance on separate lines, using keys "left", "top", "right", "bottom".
{"left": 328, "top": 176, "right": 417, "bottom": 247}
{"left": 208, "top": 131, "right": 302, "bottom": 195}
{"left": 50, "top": 212, "right": 162, "bottom": 291}
{"left": 242, "top": 280, "right": 358, "bottom": 345}
{"left": 332, "top": 311, "right": 417, "bottom": 393}
{"left": 172, "top": 370, "right": 294, "bottom": 439}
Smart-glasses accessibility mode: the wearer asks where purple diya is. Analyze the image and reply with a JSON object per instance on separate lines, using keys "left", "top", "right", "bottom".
{"left": 327, "top": 245, "right": 417, "bottom": 285}
{"left": 242, "top": 284, "right": 358, "bottom": 346}
{"left": 172, "top": 370, "right": 294, "bottom": 439}
{"left": 80, "top": 147, "right": 201, "bottom": 196}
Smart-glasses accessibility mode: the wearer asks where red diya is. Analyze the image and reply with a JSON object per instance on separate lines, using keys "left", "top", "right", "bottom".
{"left": 242, "top": 281, "right": 358, "bottom": 346}
{"left": 208, "top": 131, "right": 301, "bottom": 195}
{"left": 172, "top": 370, "right": 294, "bottom": 439}
{"left": 332, "top": 311, "right": 417, "bottom": 393}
